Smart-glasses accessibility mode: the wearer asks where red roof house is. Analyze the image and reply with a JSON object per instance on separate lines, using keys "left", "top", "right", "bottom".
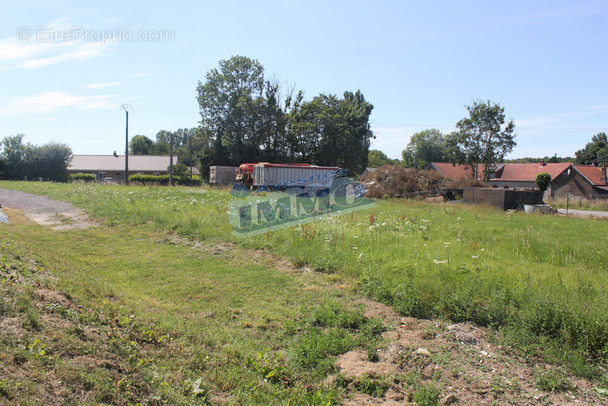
{"left": 428, "top": 161, "right": 608, "bottom": 199}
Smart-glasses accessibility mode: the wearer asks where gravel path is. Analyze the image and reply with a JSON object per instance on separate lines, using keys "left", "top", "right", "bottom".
{"left": 0, "top": 187, "right": 98, "bottom": 230}
{"left": 557, "top": 208, "right": 608, "bottom": 218}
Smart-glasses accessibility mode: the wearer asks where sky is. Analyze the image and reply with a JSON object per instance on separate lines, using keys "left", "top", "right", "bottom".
{"left": 1, "top": 0, "right": 607, "bottom": 160}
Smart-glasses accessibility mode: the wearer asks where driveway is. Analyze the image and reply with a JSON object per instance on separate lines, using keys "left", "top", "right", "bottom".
{"left": 0, "top": 187, "right": 98, "bottom": 230}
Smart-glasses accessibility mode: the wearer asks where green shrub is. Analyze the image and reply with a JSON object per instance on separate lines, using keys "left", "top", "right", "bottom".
{"left": 128, "top": 174, "right": 201, "bottom": 186}
{"left": 412, "top": 383, "right": 440, "bottom": 405}
{"left": 311, "top": 301, "right": 366, "bottom": 329}
{"left": 289, "top": 328, "right": 355, "bottom": 374}
{"left": 535, "top": 368, "right": 573, "bottom": 392}
{"left": 70, "top": 173, "right": 96, "bottom": 182}
{"left": 535, "top": 172, "right": 552, "bottom": 191}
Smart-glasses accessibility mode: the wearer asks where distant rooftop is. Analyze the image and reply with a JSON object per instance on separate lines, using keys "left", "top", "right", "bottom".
{"left": 69, "top": 155, "right": 177, "bottom": 172}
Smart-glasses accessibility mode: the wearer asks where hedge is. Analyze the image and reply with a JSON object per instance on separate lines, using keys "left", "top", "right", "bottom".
{"left": 128, "top": 174, "right": 202, "bottom": 186}
{"left": 70, "top": 174, "right": 96, "bottom": 182}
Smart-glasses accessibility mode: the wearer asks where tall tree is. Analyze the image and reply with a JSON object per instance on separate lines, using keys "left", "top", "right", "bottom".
{"left": 368, "top": 150, "right": 395, "bottom": 167}
{"left": 401, "top": 129, "right": 446, "bottom": 169}
{"left": 287, "top": 91, "right": 374, "bottom": 175}
{"left": 447, "top": 99, "right": 516, "bottom": 180}
{"left": 129, "top": 135, "right": 155, "bottom": 155}
{"left": 286, "top": 92, "right": 325, "bottom": 163}
{"left": 0, "top": 134, "right": 27, "bottom": 180}
{"left": 153, "top": 130, "right": 172, "bottom": 155}
{"left": 575, "top": 132, "right": 607, "bottom": 165}
{"left": 197, "top": 55, "right": 265, "bottom": 166}
{"left": 338, "top": 90, "right": 375, "bottom": 174}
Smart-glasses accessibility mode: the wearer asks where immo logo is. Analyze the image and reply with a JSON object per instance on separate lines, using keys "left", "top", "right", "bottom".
{"left": 228, "top": 174, "right": 375, "bottom": 237}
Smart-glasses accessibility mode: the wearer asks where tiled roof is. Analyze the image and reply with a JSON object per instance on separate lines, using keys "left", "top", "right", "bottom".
{"left": 429, "top": 162, "right": 571, "bottom": 182}
{"left": 428, "top": 163, "right": 476, "bottom": 179}
{"left": 69, "top": 155, "right": 177, "bottom": 172}
{"left": 573, "top": 165, "right": 608, "bottom": 186}
{"left": 497, "top": 163, "right": 571, "bottom": 181}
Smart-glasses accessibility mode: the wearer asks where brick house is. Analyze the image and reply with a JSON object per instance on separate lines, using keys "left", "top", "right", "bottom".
{"left": 68, "top": 155, "right": 177, "bottom": 182}
{"left": 428, "top": 162, "right": 608, "bottom": 199}
{"left": 550, "top": 165, "right": 608, "bottom": 199}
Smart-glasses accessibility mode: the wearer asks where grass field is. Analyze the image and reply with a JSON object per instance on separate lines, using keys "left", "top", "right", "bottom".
{"left": 1, "top": 181, "right": 608, "bottom": 404}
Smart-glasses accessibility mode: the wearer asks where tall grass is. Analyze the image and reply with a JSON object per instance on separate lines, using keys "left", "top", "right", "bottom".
{"left": 3, "top": 181, "right": 608, "bottom": 375}
{"left": 547, "top": 196, "right": 608, "bottom": 212}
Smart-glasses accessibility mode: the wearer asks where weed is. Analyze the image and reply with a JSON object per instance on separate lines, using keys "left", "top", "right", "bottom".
{"left": 0, "top": 379, "right": 15, "bottom": 400}
{"left": 311, "top": 301, "right": 366, "bottom": 329}
{"left": 336, "top": 373, "right": 392, "bottom": 397}
{"left": 289, "top": 328, "right": 355, "bottom": 375}
{"left": 412, "top": 383, "right": 440, "bottom": 405}
{"left": 535, "top": 368, "right": 573, "bottom": 392}
{"left": 22, "top": 309, "right": 42, "bottom": 331}
{"left": 246, "top": 350, "right": 288, "bottom": 385}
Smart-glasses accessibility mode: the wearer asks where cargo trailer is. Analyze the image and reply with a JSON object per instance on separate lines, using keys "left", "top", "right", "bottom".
{"left": 209, "top": 166, "right": 237, "bottom": 185}
{"left": 252, "top": 163, "right": 339, "bottom": 190}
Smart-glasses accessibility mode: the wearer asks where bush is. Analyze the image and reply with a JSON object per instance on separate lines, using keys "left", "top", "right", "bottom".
{"left": 535, "top": 172, "right": 551, "bottom": 191}
{"left": 70, "top": 174, "right": 96, "bottom": 183}
{"left": 128, "top": 174, "right": 201, "bottom": 186}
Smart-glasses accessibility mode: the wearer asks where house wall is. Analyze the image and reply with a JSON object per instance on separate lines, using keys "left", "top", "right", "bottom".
{"left": 549, "top": 171, "right": 595, "bottom": 199}
{"left": 487, "top": 180, "right": 535, "bottom": 189}
{"left": 463, "top": 187, "right": 543, "bottom": 210}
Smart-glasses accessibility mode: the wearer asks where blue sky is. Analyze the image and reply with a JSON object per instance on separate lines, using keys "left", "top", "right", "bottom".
{"left": 1, "top": 0, "right": 607, "bottom": 160}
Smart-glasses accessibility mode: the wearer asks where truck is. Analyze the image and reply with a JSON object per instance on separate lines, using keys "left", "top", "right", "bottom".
{"left": 209, "top": 166, "right": 237, "bottom": 185}
{"left": 252, "top": 163, "right": 339, "bottom": 190}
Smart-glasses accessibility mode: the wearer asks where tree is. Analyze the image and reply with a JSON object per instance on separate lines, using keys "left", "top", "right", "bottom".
{"left": 448, "top": 99, "right": 516, "bottom": 181}
{"left": 402, "top": 129, "right": 446, "bottom": 169}
{"left": 0, "top": 135, "right": 72, "bottom": 181}
{"left": 130, "top": 135, "right": 155, "bottom": 155}
{"left": 338, "top": 90, "right": 375, "bottom": 174}
{"left": 26, "top": 142, "right": 73, "bottom": 182}
{"left": 368, "top": 150, "right": 395, "bottom": 167}
{"left": 197, "top": 55, "right": 265, "bottom": 166}
{"left": 575, "top": 132, "right": 607, "bottom": 165}
{"left": 535, "top": 172, "right": 551, "bottom": 192}
{"left": 287, "top": 91, "right": 374, "bottom": 175}
{"left": 1, "top": 134, "right": 27, "bottom": 179}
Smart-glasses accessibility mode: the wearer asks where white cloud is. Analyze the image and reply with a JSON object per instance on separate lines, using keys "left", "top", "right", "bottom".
{"left": 128, "top": 72, "right": 149, "bottom": 79}
{"left": 0, "top": 19, "right": 115, "bottom": 70}
{"left": 0, "top": 91, "right": 118, "bottom": 116}
{"left": 19, "top": 41, "right": 112, "bottom": 69}
{"left": 516, "top": 104, "right": 608, "bottom": 131}
{"left": 86, "top": 81, "right": 122, "bottom": 89}
{"left": 0, "top": 38, "right": 49, "bottom": 62}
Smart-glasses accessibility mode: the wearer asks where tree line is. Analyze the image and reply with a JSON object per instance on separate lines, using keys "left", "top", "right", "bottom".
{"left": 372, "top": 99, "right": 518, "bottom": 182}
{"left": 130, "top": 55, "right": 374, "bottom": 178}
{"left": 371, "top": 100, "right": 606, "bottom": 181}
{"left": 0, "top": 134, "right": 72, "bottom": 182}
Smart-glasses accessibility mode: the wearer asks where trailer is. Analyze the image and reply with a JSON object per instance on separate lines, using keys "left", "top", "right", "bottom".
{"left": 209, "top": 166, "right": 237, "bottom": 185}
{"left": 235, "top": 163, "right": 257, "bottom": 188}
{"left": 252, "top": 163, "right": 339, "bottom": 189}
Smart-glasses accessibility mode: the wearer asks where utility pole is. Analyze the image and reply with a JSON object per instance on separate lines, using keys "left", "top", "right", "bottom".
{"left": 121, "top": 104, "right": 134, "bottom": 184}
{"left": 169, "top": 131, "right": 174, "bottom": 186}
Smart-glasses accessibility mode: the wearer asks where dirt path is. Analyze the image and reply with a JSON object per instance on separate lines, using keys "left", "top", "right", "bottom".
{"left": 0, "top": 188, "right": 98, "bottom": 230}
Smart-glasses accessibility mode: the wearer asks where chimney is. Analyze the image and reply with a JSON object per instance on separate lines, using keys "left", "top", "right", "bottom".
{"left": 602, "top": 165, "right": 607, "bottom": 184}
{"left": 540, "top": 159, "right": 546, "bottom": 166}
